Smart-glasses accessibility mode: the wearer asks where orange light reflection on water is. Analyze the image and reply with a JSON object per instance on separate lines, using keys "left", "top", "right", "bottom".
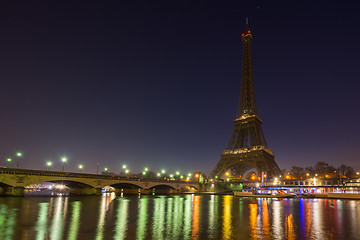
{"left": 222, "top": 195, "right": 233, "bottom": 240}
{"left": 249, "top": 203, "right": 257, "bottom": 240}
{"left": 191, "top": 195, "right": 200, "bottom": 240}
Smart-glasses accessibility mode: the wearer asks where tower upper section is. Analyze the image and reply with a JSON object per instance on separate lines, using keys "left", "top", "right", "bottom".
{"left": 236, "top": 18, "right": 258, "bottom": 120}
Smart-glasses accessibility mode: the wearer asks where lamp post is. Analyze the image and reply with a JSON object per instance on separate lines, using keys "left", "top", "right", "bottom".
{"left": 6, "top": 158, "right": 12, "bottom": 168}
{"left": 16, "top": 152, "right": 22, "bottom": 169}
{"left": 46, "top": 161, "right": 53, "bottom": 170}
{"left": 78, "top": 164, "right": 83, "bottom": 173}
{"left": 96, "top": 163, "right": 100, "bottom": 174}
{"left": 61, "top": 157, "right": 67, "bottom": 172}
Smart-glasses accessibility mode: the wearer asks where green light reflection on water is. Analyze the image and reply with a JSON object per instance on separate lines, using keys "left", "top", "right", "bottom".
{"left": 35, "top": 202, "right": 49, "bottom": 240}
{"left": 3, "top": 208, "right": 17, "bottom": 240}
{"left": 95, "top": 196, "right": 107, "bottom": 240}
{"left": 152, "top": 196, "right": 166, "bottom": 239}
{"left": 172, "top": 196, "right": 184, "bottom": 239}
{"left": 50, "top": 197, "right": 65, "bottom": 240}
{"left": 114, "top": 198, "right": 129, "bottom": 240}
{"left": 166, "top": 197, "right": 173, "bottom": 237}
{"left": 136, "top": 197, "right": 148, "bottom": 240}
{"left": 183, "top": 194, "right": 193, "bottom": 240}
{"left": 208, "top": 195, "right": 219, "bottom": 238}
{"left": 68, "top": 201, "right": 82, "bottom": 240}
{"left": 0, "top": 205, "right": 7, "bottom": 239}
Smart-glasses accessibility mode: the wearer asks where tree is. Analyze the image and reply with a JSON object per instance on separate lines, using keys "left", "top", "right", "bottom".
{"left": 290, "top": 166, "right": 305, "bottom": 179}
{"left": 305, "top": 166, "right": 315, "bottom": 175}
{"left": 314, "top": 161, "right": 336, "bottom": 175}
{"left": 338, "top": 164, "right": 355, "bottom": 178}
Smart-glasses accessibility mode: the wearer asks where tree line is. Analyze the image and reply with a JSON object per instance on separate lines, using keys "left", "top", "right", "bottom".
{"left": 284, "top": 161, "right": 358, "bottom": 179}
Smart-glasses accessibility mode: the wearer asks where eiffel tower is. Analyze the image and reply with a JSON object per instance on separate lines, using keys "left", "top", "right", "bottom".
{"left": 209, "top": 19, "right": 282, "bottom": 180}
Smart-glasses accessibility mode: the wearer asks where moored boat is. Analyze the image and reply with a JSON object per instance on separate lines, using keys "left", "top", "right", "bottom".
{"left": 234, "top": 190, "right": 295, "bottom": 198}
{"left": 328, "top": 193, "right": 360, "bottom": 200}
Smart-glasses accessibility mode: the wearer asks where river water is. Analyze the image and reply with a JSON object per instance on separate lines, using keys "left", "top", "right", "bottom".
{"left": 0, "top": 194, "right": 359, "bottom": 240}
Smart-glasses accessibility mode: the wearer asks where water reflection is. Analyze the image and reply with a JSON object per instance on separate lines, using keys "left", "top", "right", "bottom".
{"left": 208, "top": 195, "right": 219, "bottom": 239}
{"left": 183, "top": 195, "right": 193, "bottom": 239}
{"left": 136, "top": 197, "right": 148, "bottom": 240}
{"left": 222, "top": 195, "right": 232, "bottom": 240}
{"left": 114, "top": 197, "right": 129, "bottom": 240}
{"left": 0, "top": 195, "right": 359, "bottom": 239}
{"left": 172, "top": 196, "right": 184, "bottom": 239}
{"left": 50, "top": 197, "right": 65, "bottom": 240}
{"left": 35, "top": 202, "right": 49, "bottom": 240}
{"left": 152, "top": 196, "right": 166, "bottom": 239}
{"left": 68, "top": 201, "right": 81, "bottom": 240}
{"left": 0, "top": 204, "right": 17, "bottom": 240}
{"left": 249, "top": 203, "right": 257, "bottom": 239}
{"left": 191, "top": 195, "right": 201, "bottom": 240}
{"left": 272, "top": 200, "right": 283, "bottom": 240}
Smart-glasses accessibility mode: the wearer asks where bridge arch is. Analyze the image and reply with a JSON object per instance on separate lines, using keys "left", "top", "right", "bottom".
{"left": 149, "top": 184, "right": 177, "bottom": 190}
{"left": 109, "top": 182, "right": 143, "bottom": 189}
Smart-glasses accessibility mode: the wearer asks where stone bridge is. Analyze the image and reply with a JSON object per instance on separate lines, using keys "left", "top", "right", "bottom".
{"left": 0, "top": 168, "right": 200, "bottom": 196}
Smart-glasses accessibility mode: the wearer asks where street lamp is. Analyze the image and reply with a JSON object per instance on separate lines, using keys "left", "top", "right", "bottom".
{"left": 144, "top": 168, "right": 149, "bottom": 172}
{"left": 176, "top": 171, "right": 180, "bottom": 176}
{"left": 6, "top": 158, "right": 12, "bottom": 167}
{"left": 122, "top": 164, "right": 127, "bottom": 169}
{"left": 161, "top": 169, "right": 166, "bottom": 174}
{"left": 96, "top": 163, "right": 100, "bottom": 175}
{"left": 104, "top": 167, "right": 108, "bottom": 172}
{"left": 61, "top": 157, "right": 67, "bottom": 172}
{"left": 46, "top": 161, "right": 53, "bottom": 170}
{"left": 16, "top": 152, "right": 22, "bottom": 169}
{"left": 78, "top": 164, "right": 83, "bottom": 173}
{"left": 125, "top": 169, "right": 129, "bottom": 174}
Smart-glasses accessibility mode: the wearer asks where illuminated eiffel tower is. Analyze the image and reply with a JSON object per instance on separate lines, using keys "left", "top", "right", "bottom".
{"left": 209, "top": 19, "right": 282, "bottom": 180}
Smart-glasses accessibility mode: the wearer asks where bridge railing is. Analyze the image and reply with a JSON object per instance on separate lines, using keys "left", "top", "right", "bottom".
{"left": 0, "top": 167, "right": 199, "bottom": 184}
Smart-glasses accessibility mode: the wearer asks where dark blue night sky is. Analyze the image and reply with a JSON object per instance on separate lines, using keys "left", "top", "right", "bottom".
{"left": 0, "top": 1, "right": 359, "bottom": 174}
